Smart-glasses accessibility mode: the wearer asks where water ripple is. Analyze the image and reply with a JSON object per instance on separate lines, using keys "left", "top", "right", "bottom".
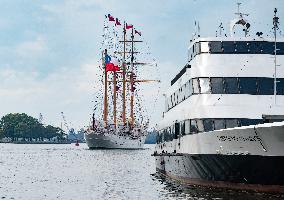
{"left": 0, "top": 144, "right": 283, "bottom": 200}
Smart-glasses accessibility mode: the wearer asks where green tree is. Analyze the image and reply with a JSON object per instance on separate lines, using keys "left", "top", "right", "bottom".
{"left": 0, "top": 127, "right": 3, "bottom": 139}
{"left": 0, "top": 113, "right": 65, "bottom": 141}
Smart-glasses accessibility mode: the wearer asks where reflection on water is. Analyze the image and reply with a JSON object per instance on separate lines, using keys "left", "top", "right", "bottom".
{"left": 0, "top": 143, "right": 283, "bottom": 200}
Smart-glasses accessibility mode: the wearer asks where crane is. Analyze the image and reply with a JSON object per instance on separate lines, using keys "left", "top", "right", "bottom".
{"left": 61, "top": 112, "right": 70, "bottom": 133}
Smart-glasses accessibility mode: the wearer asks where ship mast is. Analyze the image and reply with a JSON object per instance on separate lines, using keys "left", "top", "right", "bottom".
{"left": 103, "top": 49, "right": 108, "bottom": 128}
{"left": 117, "top": 23, "right": 160, "bottom": 130}
{"left": 130, "top": 27, "right": 135, "bottom": 128}
{"left": 122, "top": 22, "right": 127, "bottom": 126}
{"left": 273, "top": 8, "right": 279, "bottom": 105}
{"left": 113, "top": 64, "right": 117, "bottom": 128}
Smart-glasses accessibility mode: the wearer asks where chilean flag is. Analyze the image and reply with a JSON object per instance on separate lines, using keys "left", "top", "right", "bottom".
{"left": 108, "top": 14, "right": 115, "bottom": 22}
{"left": 126, "top": 23, "right": 133, "bottom": 29}
{"left": 135, "top": 29, "right": 141, "bottom": 36}
{"left": 105, "top": 55, "right": 120, "bottom": 72}
{"left": 115, "top": 18, "right": 121, "bottom": 26}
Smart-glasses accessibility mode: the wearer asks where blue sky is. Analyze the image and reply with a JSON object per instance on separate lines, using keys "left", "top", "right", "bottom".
{"left": 0, "top": 0, "right": 283, "bottom": 130}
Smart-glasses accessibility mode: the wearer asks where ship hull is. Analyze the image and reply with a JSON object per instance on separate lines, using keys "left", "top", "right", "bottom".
{"left": 85, "top": 131, "right": 145, "bottom": 149}
{"left": 155, "top": 154, "right": 284, "bottom": 192}
{"left": 154, "top": 122, "right": 284, "bottom": 192}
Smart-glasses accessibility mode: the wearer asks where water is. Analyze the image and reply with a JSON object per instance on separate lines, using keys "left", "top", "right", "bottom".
{"left": 0, "top": 143, "right": 283, "bottom": 200}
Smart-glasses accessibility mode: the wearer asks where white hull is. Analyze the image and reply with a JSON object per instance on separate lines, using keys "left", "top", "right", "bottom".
{"left": 85, "top": 130, "right": 145, "bottom": 149}
{"left": 155, "top": 122, "right": 284, "bottom": 156}
{"left": 154, "top": 122, "right": 284, "bottom": 192}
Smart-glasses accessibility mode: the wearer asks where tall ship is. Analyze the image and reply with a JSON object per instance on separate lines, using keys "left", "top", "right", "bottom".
{"left": 153, "top": 5, "right": 284, "bottom": 192}
{"left": 85, "top": 15, "right": 158, "bottom": 149}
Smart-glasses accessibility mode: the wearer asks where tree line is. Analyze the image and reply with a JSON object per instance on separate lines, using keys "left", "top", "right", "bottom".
{"left": 0, "top": 113, "right": 65, "bottom": 141}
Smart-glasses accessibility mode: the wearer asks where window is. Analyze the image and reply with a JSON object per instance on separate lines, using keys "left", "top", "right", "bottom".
{"left": 235, "top": 41, "right": 249, "bottom": 53}
{"left": 250, "top": 41, "right": 263, "bottom": 54}
{"left": 174, "top": 123, "right": 180, "bottom": 139}
{"left": 214, "top": 119, "right": 225, "bottom": 130}
{"left": 277, "top": 42, "right": 284, "bottom": 54}
{"left": 224, "top": 78, "right": 239, "bottom": 94}
{"left": 258, "top": 78, "right": 274, "bottom": 95}
{"left": 196, "top": 119, "right": 204, "bottom": 132}
{"left": 169, "top": 127, "right": 174, "bottom": 141}
{"left": 211, "top": 78, "right": 225, "bottom": 94}
{"left": 195, "top": 42, "right": 201, "bottom": 54}
{"left": 209, "top": 41, "right": 223, "bottom": 53}
{"left": 188, "top": 80, "right": 193, "bottom": 96}
{"left": 239, "top": 78, "right": 257, "bottom": 94}
{"left": 184, "top": 120, "right": 190, "bottom": 134}
{"left": 199, "top": 78, "right": 211, "bottom": 93}
{"left": 277, "top": 78, "right": 284, "bottom": 95}
{"left": 164, "top": 127, "right": 171, "bottom": 142}
{"left": 164, "top": 129, "right": 169, "bottom": 142}
{"left": 182, "top": 84, "right": 186, "bottom": 100}
{"left": 180, "top": 121, "right": 185, "bottom": 135}
{"left": 156, "top": 132, "right": 160, "bottom": 143}
{"left": 225, "top": 119, "right": 239, "bottom": 128}
{"left": 200, "top": 42, "right": 209, "bottom": 53}
{"left": 193, "top": 78, "right": 200, "bottom": 94}
{"left": 262, "top": 42, "right": 274, "bottom": 54}
{"left": 240, "top": 119, "right": 262, "bottom": 126}
{"left": 184, "top": 82, "right": 189, "bottom": 98}
{"left": 193, "top": 41, "right": 284, "bottom": 55}
{"left": 222, "top": 41, "right": 235, "bottom": 53}
{"left": 176, "top": 93, "right": 179, "bottom": 104}
{"left": 190, "top": 120, "right": 198, "bottom": 133}
{"left": 203, "top": 119, "right": 214, "bottom": 132}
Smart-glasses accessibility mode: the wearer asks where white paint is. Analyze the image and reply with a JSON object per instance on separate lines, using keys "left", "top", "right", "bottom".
{"left": 155, "top": 122, "right": 284, "bottom": 157}
{"left": 85, "top": 129, "right": 146, "bottom": 149}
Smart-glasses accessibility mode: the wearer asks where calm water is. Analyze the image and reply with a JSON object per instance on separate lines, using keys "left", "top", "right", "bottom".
{"left": 0, "top": 143, "right": 283, "bottom": 200}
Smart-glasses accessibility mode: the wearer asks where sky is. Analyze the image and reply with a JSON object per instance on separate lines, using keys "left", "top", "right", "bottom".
{"left": 0, "top": 0, "right": 283, "bottom": 131}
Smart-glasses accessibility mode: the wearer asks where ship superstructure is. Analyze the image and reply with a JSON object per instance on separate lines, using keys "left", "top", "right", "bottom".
{"left": 153, "top": 5, "right": 284, "bottom": 192}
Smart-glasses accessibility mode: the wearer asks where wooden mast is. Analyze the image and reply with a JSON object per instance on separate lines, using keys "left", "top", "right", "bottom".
{"left": 103, "top": 49, "right": 108, "bottom": 128}
{"left": 113, "top": 70, "right": 117, "bottom": 128}
{"left": 122, "top": 22, "right": 127, "bottom": 126}
{"left": 130, "top": 27, "right": 134, "bottom": 128}
{"left": 117, "top": 24, "right": 159, "bottom": 130}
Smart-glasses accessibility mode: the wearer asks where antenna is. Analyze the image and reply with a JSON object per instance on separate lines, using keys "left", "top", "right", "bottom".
{"left": 218, "top": 23, "right": 224, "bottom": 36}
{"left": 235, "top": 2, "right": 249, "bottom": 18}
{"left": 237, "top": 2, "right": 241, "bottom": 13}
{"left": 273, "top": 8, "right": 280, "bottom": 105}
{"left": 61, "top": 112, "right": 70, "bottom": 132}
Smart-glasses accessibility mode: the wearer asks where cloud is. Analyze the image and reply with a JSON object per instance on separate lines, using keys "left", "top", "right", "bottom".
{"left": 0, "top": 60, "right": 100, "bottom": 129}
{"left": 15, "top": 36, "right": 47, "bottom": 59}
{"left": 1, "top": 0, "right": 283, "bottom": 130}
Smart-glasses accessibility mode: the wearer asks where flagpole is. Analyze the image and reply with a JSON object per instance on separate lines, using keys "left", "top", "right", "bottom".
{"left": 122, "top": 22, "right": 127, "bottom": 126}
{"left": 103, "top": 49, "right": 108, "bottom": 128}
{"left": 273, "top": 8, "right": 279, "bottom": 105}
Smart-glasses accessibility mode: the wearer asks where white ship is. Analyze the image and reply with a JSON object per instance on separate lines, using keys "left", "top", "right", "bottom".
{"left": 153, "top": 5, "right": 284, "bottom": 192}
{"left": 85, "top": 15, "right": 158, "bottom": 149}
{"left": 85, "top": 126, "right": 145, "bottom": 149}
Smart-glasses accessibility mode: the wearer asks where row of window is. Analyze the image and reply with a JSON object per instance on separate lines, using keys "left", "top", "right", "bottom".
{"left": 157, "top": 118, "right": 283, "bottom": 143}
{"left": 188, "top": 41, "right": 284, "bottom": 62}
{"left": 167, "top": 77, "right": 284, "bottom": 111}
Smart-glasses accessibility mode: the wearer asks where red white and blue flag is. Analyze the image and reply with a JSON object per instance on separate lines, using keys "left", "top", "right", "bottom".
{"left": 105, "top": 55, "right": 120, "bottom": 72}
